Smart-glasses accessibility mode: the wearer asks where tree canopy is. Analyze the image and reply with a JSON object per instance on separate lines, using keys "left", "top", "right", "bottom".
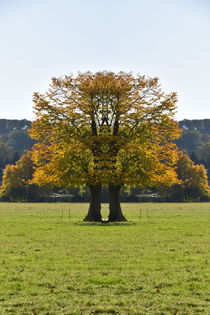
{"left": 30, "top": 71, "right": 181, "bottom": 192}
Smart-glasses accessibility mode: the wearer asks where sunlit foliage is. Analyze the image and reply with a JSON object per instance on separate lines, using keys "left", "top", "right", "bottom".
{"left": 0, "top": 152, "right": 41, "bottom": 201}
{"left": 30, "top": 71, "right": 181, "bottom": 188}
{"left": 165, "top": 152, "right": 210, "bottom": 201}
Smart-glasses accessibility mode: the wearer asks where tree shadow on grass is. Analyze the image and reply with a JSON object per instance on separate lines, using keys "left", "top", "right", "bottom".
{"left": 74, "top": 221, "right": 136, "bottom": 227}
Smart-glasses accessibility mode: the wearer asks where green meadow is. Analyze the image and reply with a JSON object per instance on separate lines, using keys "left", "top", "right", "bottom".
{"left": 0, "top": 203, "right": 209, "bottom": 314}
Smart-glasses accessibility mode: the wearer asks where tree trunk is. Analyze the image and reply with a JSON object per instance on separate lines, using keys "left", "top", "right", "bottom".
{"left": 108, "top": 184, "right": 127, "bottom": 222}
{"left": 83, "top": 184, "right": 102, "bottom": 222}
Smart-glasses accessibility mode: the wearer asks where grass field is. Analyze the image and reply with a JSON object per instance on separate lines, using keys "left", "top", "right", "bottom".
{"left": 0, "top": 203, "right": 209, "bottom": 315}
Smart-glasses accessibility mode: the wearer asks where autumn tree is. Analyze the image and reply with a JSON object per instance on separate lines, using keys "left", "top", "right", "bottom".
{"left": 0, "top": 151, "right": 42, "bottom": 201}
{"left": 165, "top": 152, "right": 210, "bottom": 201}
{"left": 29, "top": 71, "right": 181, "bottom": 221}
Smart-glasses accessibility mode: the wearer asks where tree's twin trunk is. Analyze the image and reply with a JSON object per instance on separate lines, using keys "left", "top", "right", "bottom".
{"left": 84, "top": 184, "right": 102, "bottom": 222}
{"left": 83, "top": 184, "right": 127, "bottom": 222}
{"left": 108, "top": 184, "right": 127, "bottom": 221}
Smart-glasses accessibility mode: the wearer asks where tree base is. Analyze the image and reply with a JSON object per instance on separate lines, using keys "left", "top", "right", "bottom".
{"left": 83, "top": 214, "right": 102, "bottom": 222}
{"left": 108, "top": 213, "right": 127, "bottom": 222}
{"left": 101, "top": 218, "right": 109, "bottom": 223}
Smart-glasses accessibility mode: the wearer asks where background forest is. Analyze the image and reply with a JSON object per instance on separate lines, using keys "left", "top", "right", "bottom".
{"left": 0, "top": 118, "right": 210, "bottom": 202}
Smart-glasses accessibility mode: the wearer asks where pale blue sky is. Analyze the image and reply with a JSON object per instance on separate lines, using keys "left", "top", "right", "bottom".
{"left": 0, "top": 0, "right": 210, "bottom": 121}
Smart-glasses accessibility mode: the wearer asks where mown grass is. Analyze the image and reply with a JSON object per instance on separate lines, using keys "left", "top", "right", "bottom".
{"left": 0, "top": 202, "right": 209, "bottom": 314}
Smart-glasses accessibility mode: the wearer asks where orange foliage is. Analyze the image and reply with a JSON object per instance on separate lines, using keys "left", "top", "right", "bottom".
{"left": 29, "top": 71, "right": 181, "bottom": 187}
{"left": 0, "top": 152, "right": 34, "bottom": 193}
{"left": 176, "top": 152, "right": 210, "bottom": 193}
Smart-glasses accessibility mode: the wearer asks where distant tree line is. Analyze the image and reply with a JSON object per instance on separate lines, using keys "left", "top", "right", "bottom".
{"left": 176, "top": 119, "right": 210, "bottom": 174}
{"left": 179, "top": 119, "right": 210, "bottom": 134}
{"left": 0, "top": 119, "right": 31, "bottom": 134}
{"left": 0, "top": 118, "right": 209, "bottom": 202}
{"left": 0, "top": 119, "right": 35, "bottom": 172}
